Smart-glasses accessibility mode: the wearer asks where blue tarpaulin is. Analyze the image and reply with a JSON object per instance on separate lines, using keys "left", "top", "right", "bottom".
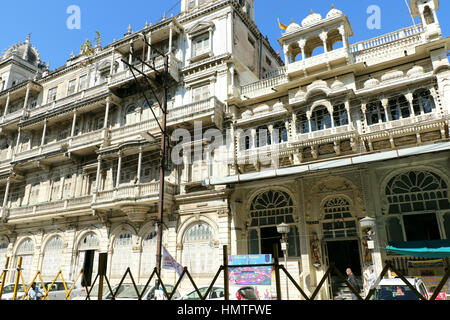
{"left": 385, "top": 240, "right": 450, "bottom": 258}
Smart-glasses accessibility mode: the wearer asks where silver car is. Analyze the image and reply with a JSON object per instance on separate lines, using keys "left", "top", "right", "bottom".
{"left": 36, "top": 281, "right": 84, "bottom": 300}
{"left": 103, "top": 283, "right": 181, "bottom": 300}
{"left": 0, "top": 284, "right": 26, "bottom": 300}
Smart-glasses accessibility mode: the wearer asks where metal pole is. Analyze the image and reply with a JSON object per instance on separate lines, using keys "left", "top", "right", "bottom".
{"left": 155, "top": 54, "right": 169, "bottom": 286}
{"left": 223, "top": 246, "right": 229, "bottom": 301}
{"left": 273, "top": 244, "right": 282, "bottom": 300}
{"left": 97, "top": 253, "right": 108, "bottom": 300}
{"left": 284, "top": 240, "right": 289, "bottom": 300}
{"left": 13, "top": 257, "right": 22, "bottom": 301}
{"left": 0, "top": 257, "right": 9, "bottom": 300}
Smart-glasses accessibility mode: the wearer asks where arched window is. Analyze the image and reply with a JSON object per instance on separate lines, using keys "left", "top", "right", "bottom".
{"left": 249, "top": 190, "right": 300, "bottom": 257}
{"left": 0, "top": 237, "right": 8, "bottom": 269}
{"left": 182, "top": 223, "right": 217, "bottom": 274}
{"left": 273, "top": 122, "right": 288, "bottom": 144}
{"left": 14, "top": 239, "right": 34, "bottom": 283}
{"left": 423, "top": 6, "right": 435, "bottom": 25}
{"left": 388, "top": 96, "right": 410, "bottom": 120}
{"left": 333, "top": 104, "right": 348, "bottom": 127}
{"left": 311, "top": 106, "right": 332, "bottom": 131}
{"left": 75, "top": 233, "right": 100, "bottom": 283}
{"left": 110, "top": 232, "right": 133, "bottom": 278}
{"left": 41, "top": 236, "right": 64, "bottom": 279}
{"left": 296, "top": 113, "right": 309, "bottom": 134}
{"left": 322, "top": 197, "right": 357, "bottom": 239}
{"left": 256, "top": 125, "right": 271, "bottom": 147}
{"left": 140, "top": 229, "right": 157, "bottom": 277}
{"left": 142, "top": 100, "right": 155, "bottom": 121}
{"left": 239, "top": 130, "right": 252, "bottom": 151}
{"left": 366, "top": 101, "right": 386, "bottom": 125}
{"left": 385, "top": 171, "right": 449, "bottom": 242}
{"left": 412, "top": 89, "right": 435, "bottom": 116}
{"left": 125, "top": 105, "right": 137, "bottom": 125}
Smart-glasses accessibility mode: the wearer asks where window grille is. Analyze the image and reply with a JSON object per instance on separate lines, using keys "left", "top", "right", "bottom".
{"left": 322, "top": 197, "right": 357, "bottom": 239}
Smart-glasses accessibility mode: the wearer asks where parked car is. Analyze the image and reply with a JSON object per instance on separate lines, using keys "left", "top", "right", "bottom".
{"left": 102, "top": 283, "right": 181, "bottom": 300}
{"left": 0, "top": 284, "right": 26, "bottom": 300}
{"left": 372, "top": 278, "right": 430, "bottom": 300}
{"left": 36, "top": 281, "right": 84, "bottom": 300}
{"left": 72, "top": 283, "right": 112, "bottom": 300}
{"left": 178, "top": 286, "right": 259, "bottom": 300}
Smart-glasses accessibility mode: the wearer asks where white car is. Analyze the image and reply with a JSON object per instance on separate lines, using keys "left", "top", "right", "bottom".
{"left": 100, "top": 283, "right": 180, "bottom": 300}
{"left": 0, "top": 284, "right": 26, "bottom": 300}
{"left": 373, "top": 277, "right": 430, "bottom": 300}
{"left": 178, "top": 286, "right": 259, "bottom": 300}
{"left": 35, "top": 281, "right": 84, "bottom": 300}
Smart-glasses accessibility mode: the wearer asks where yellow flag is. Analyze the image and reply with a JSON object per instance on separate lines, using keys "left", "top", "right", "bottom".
{"left": 278, "top": 18, "right": 288, "bottom": 31}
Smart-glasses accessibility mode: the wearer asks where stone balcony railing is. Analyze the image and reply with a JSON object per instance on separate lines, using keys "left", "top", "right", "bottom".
{"left": 95, "top": 181, "right": 175, "bottom": 205}
{"left": 168, "top": 97, "right": 225, "bottom": 123}
{"left": 240, "top": 72, "right": 289, "bottom": 99}
{"left": 363, "top": 111, "right": 444, "bottom": 136}
{"left": 14, "top": 129, "right": 104, "bottom": 162}
{"left": 7, "top": 195, "right": 93, "bottom": 219}
{"left": 287, "top": 47, "right": 350, "bottom": 75}
{"left": 351, "top": 25, "right": 424, "bottom": 65}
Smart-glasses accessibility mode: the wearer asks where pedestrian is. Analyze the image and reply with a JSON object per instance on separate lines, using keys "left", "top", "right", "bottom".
{"left": 28, "top": 282, "right": 45, "bottom": 301}
{"left": 346, "top": 268, "right": 361, "bottom": 300}
{"left": 363, "top": 267, "right": 377, "bottom": 296}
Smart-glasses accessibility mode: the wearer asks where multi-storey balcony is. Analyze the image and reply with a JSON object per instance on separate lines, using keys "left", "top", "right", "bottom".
{"left": 239, "top": 68, "right": 288, "bottom": 100}
{"left": 6, "top": 195, "right": 93, "bottom": 222}
{"left": 108, "top": 52, "right": 180, "bottom": 89}
{"left": 351, "top": 25, "right": 425, "bottom": 66}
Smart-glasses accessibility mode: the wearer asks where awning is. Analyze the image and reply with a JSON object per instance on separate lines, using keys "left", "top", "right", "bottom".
{"left": 385, "top": 240, "right": 450, "bottom": 258}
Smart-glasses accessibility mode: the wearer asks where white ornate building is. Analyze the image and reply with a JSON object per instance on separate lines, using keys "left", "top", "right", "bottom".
{"left": 0, "top": 0, "right": 449, "bottom": 299}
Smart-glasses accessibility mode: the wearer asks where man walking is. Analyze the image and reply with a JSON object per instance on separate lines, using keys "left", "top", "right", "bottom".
{"left": 346, "top": 268, "right": 361, "bottom": 300}
{"left": 28, "top": 282, "right": 45, "bottom": 300}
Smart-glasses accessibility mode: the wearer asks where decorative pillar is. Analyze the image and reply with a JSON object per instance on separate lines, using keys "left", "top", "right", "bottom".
{"left": 168, "top": 23, "right": 174, "bottom": 54}
{"left": 251, "top": 128, "right": 257, "bottom": 149}
{"left": 361, "top": 102, "right": 368, "bottom": 128}
{"left": 268, "top": 125, "right": 275, "bottom": 145}
{"left": 110, "top": 50, "right": 115, "bottom": 76}
{"left": 95, "top": 156, "right": 102, "bottom": 194}
{"left": 136, "top": 148, "right": 143, "bottom": 184}
{"left": 381, "top": 99, "right": 389, "bottom": 121}
{"left": 345, "top": 100, "right": 351, "bottom": 125}
{"left": 71, "top": 111, "right": 78, "bottom": 137}
{"left": 116, "top": 152, "right": 123, "bottom": 188}
{"left": 147, "top": 32, "right": 152, "bottom": 62}
{"left": 23, "top": 83, "right": 31, "bottom": 110}
{"left": 320, "top": 32, "right": 328, "bottom": 53}
{"left": 338, "top": 26, "right": 348, "bottom": 50}
{"left": 2, "top": 177, "right": 11, "bottom": 211}
{"left": 129, "top": 41, "right": 134, "bottom": 65}
{"left": 283, "top": 45, "right": 289, "bottom": 64}
{"left": 405, "top": 92, "right": 415, "bottom": 117}
{"left": 298, "top": 39, "right": 306, "bottom": 61}
{"left": 291, "top": 112, "right": 298, "bottom": 137}
{"left": 104, "top": 97, "right": 111, "bottom": 129}
{"left": 41, "top": 119, "right": 48, "bottom": 146}
{"left": 14, "top": 128, "right": 22, "bottom": 157}
{"left": 307, "top": 110, "right": 313, "bottom": 133}
{"left": 3, "top": 92, "right": 10, "bottom": 118}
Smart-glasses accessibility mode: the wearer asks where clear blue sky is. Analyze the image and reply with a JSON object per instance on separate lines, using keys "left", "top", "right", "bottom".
{"left": 1, "top": 0, "right": 449, "bottom": 68}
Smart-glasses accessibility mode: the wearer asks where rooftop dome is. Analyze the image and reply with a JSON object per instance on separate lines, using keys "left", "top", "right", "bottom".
{"left": 302, "top": 10, "right": 323, "bottom": 27}
{"left": 2, "top": 35, "right": 42, "bottom": 67}
{"left": 326, "top": 5, "right": 343, "bottom": 19}
{"left": 286, "top": 19, "right": 302, "bottom": 33}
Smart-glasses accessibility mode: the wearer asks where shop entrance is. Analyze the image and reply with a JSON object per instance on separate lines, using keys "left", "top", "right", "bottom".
{"left": 325, "top": 240, "right": 362, "bottom": 299}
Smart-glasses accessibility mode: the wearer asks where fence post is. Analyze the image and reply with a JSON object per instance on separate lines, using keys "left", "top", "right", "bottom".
{"left": 273, "top": 244, "right": 282, "bottom": 300}
{"left": 223, "top": 245, "right": 229, "bottom": 301}
{"left": 97, "top": 253, "right": 108, "bottom": 300}
{"left": 0, "top": 257, "right": 9, "bottom": 300}
{"left": 13, "top": 257, "right": 22, "bottom": 301}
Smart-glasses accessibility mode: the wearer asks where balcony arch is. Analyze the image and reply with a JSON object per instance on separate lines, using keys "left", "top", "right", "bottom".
{"left": 287, "top": 41, "right": 302, "bottom": 63}
{"left": 365, "top": 100, "right": 386, "bottom": 125}
{"left": 412, "top": 88, "right": 435, "bottom": 116}
{"left": 388, "top": 95, "right": 411, "bottom": 121}
{"left": 304, "top": 35, "right": 325, "bottom": 58}
{"left": 326, "top": 28, "right": 343, "bottom": 51}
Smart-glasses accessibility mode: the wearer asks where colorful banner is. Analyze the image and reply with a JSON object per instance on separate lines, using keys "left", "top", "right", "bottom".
{"left": 162, "top": 247, "right": 184, "bottom": 279}
{"left": 228, "top": 255, "right": 272, "bottom": 286}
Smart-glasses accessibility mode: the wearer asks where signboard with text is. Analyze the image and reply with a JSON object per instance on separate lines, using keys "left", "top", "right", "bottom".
{"left": 228, "top": 255, "right": 272, "bottom": 286}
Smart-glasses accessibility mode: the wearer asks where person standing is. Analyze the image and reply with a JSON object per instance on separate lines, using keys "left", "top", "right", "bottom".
{"left": 346, "top": 268, "right": 361, "bottom": 300}
{"left": 28, "top": 282, "right": 45, "bottom": 301}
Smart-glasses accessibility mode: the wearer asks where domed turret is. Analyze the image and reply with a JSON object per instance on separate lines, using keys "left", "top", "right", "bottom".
{"left": 286, "top": 19, "right": 301, "bottom": 33}
{"left": 302, "top": 10, "right": 322, "bottom": 27}
{"left": 326, "top": 4, "right": 343, "bottom": 19}
{"left": 2, "top": 34, "right": 42, "bottom": 67}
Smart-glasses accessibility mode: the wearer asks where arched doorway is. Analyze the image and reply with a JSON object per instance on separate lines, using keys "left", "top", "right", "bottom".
{"left": 75, "top": 233, "right": 100, "bottom": 286}
{"left": 248, "top": 190, "right": 300, "bottom": 258}
{"left": 41, "top": 236, "right": 64, "bottom": 280}
{"left": 321, "top": 197, "right": 362, "bottom": 299}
